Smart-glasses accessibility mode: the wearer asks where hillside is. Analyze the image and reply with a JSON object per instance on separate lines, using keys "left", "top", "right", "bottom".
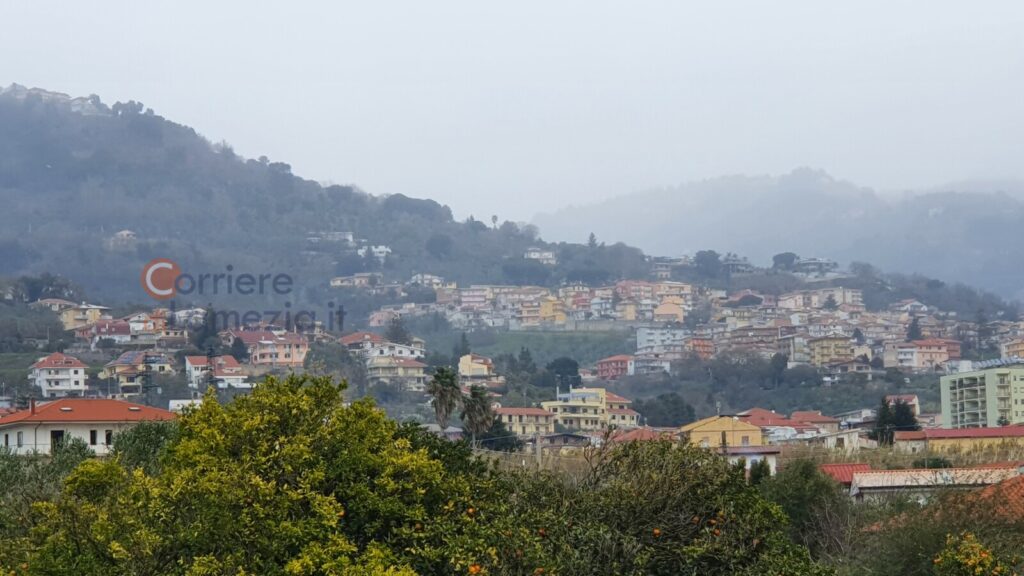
{"left": 0, "top": 85, "right": 646, "bottom": 306}
{"left": 533, "top": 169, "right": 1024, "bottom": 301}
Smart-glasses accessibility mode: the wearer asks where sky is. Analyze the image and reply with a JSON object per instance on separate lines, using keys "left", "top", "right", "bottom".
{"left": 2, "top": 1, "right": 1023, "bottom": 222}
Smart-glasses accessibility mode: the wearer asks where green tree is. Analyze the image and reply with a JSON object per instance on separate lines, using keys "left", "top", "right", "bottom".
{"left": 425, "top": 366, "right": 461, "bottom": 431}
{"left": 633, "top": 392, "right": 696, "bottom": 426}
{"left": 906, "top": 317, "right": 923, "bottom": 341}
{"left": 694, "top": 250, "right": 722, "bottom": 278}
{"left": 229, "top": 335, "right": 249, "bottom": 363}
{"left": 544, "top": 357, "right": 580, "bottom": 386}
{"left": 892, "top": 399, "right": 920, "bottom": 433}
{"left": 772, "top": 252, "right": 798, "bottom": 271}
{"left": 822, "top": 294, "right": 838, "bottom": 311}
{"left": 452, "top": 331, "right": 470, "bottom": 361}
{"left": 460, "top": 385, "right": 494, "bottom": 447}
{"left": 384, "top": 316, "right": 412, "bottom": 345}
{"left": 760, "top": 459, "right": 851, "bottom": 560}
{"left": 748, "top": 458, "right": 771, "bottom": 486}
{"left": 476, "top": 419, "right": 523, "bottom": 453}
{"left": 870, "top": 397, "right": 896, "bottom": 445}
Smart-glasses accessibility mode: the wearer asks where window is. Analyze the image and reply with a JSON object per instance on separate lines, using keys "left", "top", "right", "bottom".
{"left": 3, "top": 434, "right": 7, "bottom": 447}
{"left": 16, "top": 432, "right": 23, "bottom": 448}
{"left": 104, "top": 430, "right": 113, "bottom": 445}
{"left": 741, "top": 435, "right": 750, "bottom": 446}
{"left": 89, "top": 430, "right": 98, "bottom": 446}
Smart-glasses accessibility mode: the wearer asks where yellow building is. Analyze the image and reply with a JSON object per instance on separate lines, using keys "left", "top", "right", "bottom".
{"left": 542, "top": 387, "right": 638, "bottom": 431}
{"left": 679, "top": 415, "right": 763, "bottom": 448}
{"left": 538, "top": 296, "right": 567, "bottom": 325}
{"left": 652, "top": 299, "right": 685, "bottom": 323}
{"left": 1003, "top": 340, "right": 1024, "bottom": 359}
{"left": 495, "top": 407, "right": 555, "bottom": 436}
{"left": 59, "top": 303, "right": 110, "bottom": 330}
{"left": 808, "top": 336, "right": 854, "bottom": 367}
{"left": 458, "top": 353, "right": 496, "bottom": 380}
{"left": 895, "top": 428, "right": 1024, "bottom": 453}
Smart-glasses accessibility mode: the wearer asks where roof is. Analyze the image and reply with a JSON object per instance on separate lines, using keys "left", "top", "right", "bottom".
{"left": 105, "top": 350, "right": 172, "bottom": 367}
{"left": 231, "top": 330, "right": 306, "bottom": 345}
{"left": 820, "top": 463, "right": 872, "bottom": 485}
{"left": 31, "top": 352, "right": 87, "bottom": 370}
{"left": 0, "top": 398, "right": 176, "bottom": 427}
{"left": 791, "top": 411, "right": 840, "bottom": 424}
{"left": 609, "top": 407, "right": 640, "bottom": 416}
{"left": 339, "top": 331, "right": 385, "bottom": 346}
{"left": 680, "top": 415, "right": 761, "bottom": 433}
{"left": 185, "top": 355, "right": 241, "bottom": 369}
{"left": 894, "top": 430, "right": 927, "bottom": 441}
{"left": 850, "top": 468, "right": 1018, "bottom": 495}
{"left": 605, "top": 391, "right": 632, "bottom": 403}
{"left": 740, "top": 407, "right": 818, "bottom": 431}
{"left": 972, "top": 474, "right": 1024, "bottom": 519}
{"left": 495, "top": 407, "right": 553, "bottom": 417}
{"left": 597, "top": 354, "right": 633, "bottom": 364}
{"left": 608, "top": 427, "right": 676, "bottom": 443}
{"left": 718, "top": 446, "right": 782, "bottom": 456}
{"left": 913, "top": 427, "right": 1024, "bottom": 440}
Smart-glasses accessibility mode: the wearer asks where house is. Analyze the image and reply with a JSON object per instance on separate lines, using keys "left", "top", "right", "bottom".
{"left": 100, "top": 351, "right": 175, "bottom": 396}
{"left": 541, "top": 387, "right": 636, "bottom": 431}
{"left": 366, "top": 356, "right": 428, "bottom": 391}
{"left": 495, "top": 407, "right": 555, "bottom": 436}
{"left": 719, "top": 445, "right": 781, "bottom": 476}
{"left": 596, "top": 355, "right": 633, "bottom": 380}
{"left": 357, "top": 245, "right": 392, "bottom": 263}
{"left": 184, "top": 355, "right": 249, "bottom": 390}
{"left": 940, "top": 365, "right": 1024, "bottom": 428}
{"left": 790, "top": 411, "right": 841, "bottom": 434}
{"left": 886, "top": 394, "right": 921, "bottom": 417}
{"left": 30, "top": 298, "right": 77, "bottom": 313}
{"left": 0, "top": 398, "right": 175, "bottom": 456}
{"left": 679, "top": 415, "right": 763, "bottom": 449}
{"left": 652, "top": 300, "right": 685, "bottom": 323}
{"left": 30, "top": 352, "right": 89, "bottom": 398}
{"left": 894, "top": 426, "right": 1024, "bottom": 453}
{"left": 59, "top": 302, "right": 111, "bottom": 331}
{"left": 849, "top": 467, "right": 1018, "bottom": 503}
{"left": 523, "top": 247, "right": 557, "bottom": 266}
{"left": 884, "top": 339, "right": 950, "bottom": 371}
{"left": 538, "top": 432, "right": 592, "bottom": 451}
{"left": 223, "top": 330, "right": 309, "bottom": 368}
{"left": 330, "top": 272, "right": 383, "bottom": 288}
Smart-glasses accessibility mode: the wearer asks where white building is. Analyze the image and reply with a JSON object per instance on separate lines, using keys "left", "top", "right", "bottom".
{"left": 636, "top": 326, "right": 687, "bottom": 351}
{"left": 524, "top": 247, "right": 557, "bottom": 266}
{"left": 30, "top": 352, "right": 88, "bottom": 398}
{"left": 0, "top": 398, "right": 176, "bottom": 456}
{"left": 184, "top": 355, "right": 249, "bottom": 389}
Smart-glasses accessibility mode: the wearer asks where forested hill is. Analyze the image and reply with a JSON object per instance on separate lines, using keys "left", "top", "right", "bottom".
{"left": 0, "top": 85, "right": 646, "bottom": 303}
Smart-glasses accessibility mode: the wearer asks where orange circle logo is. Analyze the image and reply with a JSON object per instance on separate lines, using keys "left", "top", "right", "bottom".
{"left": 141, "top": 258, "right": 181, "bottom": 300}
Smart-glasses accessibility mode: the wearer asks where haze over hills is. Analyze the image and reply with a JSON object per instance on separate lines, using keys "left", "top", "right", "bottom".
{"left": 534, "top": 170, "right": 1024, "bottom": 301}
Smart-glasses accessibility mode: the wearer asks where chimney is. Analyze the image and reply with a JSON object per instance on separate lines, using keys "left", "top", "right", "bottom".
{"left": 30, "top": 398, "right": 35, "bottom": 415}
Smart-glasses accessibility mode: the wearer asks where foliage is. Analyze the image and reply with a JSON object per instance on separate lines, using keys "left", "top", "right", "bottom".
{"left": 476, "top": 420, "right": 524, "bottom": 453}
{"left": 110, "top": 420, "right": 180, "bottom": 476}
{"left": 425, "top": 366, "right": 460, "bottom": 431}
{"left": 632, "top": 392, "right": 696, "bottom": 427}
{"left": 460, "top": 385, "right": 494, "bottom": 445}
{"left": 932, "top": 532, "right": 1016, "bottom": 576}
{"left": 760, "top": 460, "right": 852, "bottom": 560}
{"left": 384, "top": 317, "right": 413, "bottom": 346}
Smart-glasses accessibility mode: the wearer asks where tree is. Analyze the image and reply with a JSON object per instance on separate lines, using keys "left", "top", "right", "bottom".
{"left": 425, "top": 233, "right": 454, "bottom": 259}
{"left": 452, "top": 332, "right": 470, "bottom": 361}
{"left": 588, "top": 232, "right": 598, "bottom": 249}
{"left": 760, "top": 459, "right": 851, "bottom": 560}
{"left": 748, "top": 458, "right": 771, "bottom": 486}
{"left": 892, "top": 399, "right": 920, "bottom": 433}
{"left": 425, "top": 366, "right": 461, "bottom": 431}
{"left": 870, "top": 397, "right": 896, "bottom": 445}
{"left": 384, "top": 316, "right": 412, "bottom": 345}
{"left": 544, "top": 357, "right": 580, "bottom": 386}
{"left": 852, "top": 328, "right": 865, "bottom": 345}
{"left": 460, "top": 385, "right": 494, "bottom": 446}
{"left": 769, "top": 353, "right": 789, "bottom": 389}
{"left": 906, "top": 317, "right": 923, "bottom": 341}
{"left": 694, "top": 250, "right": 722, "bottom": 278}
{"left": 822, "top": 294, "right": 839, "bottom": 311}
{"left": 517, "top": 347, "right": 536, "bottom": 374}
{"left": 229, "top": 336, "right": 249, "bottom": 363}
{"left": 633, "top": 392, "right": 696, "bottom": 426}
{"left": 772, "top": 252, "right": 798, "bottom": 271}
{"left": 476, "top": 419, "right": 523, "bottom": 452}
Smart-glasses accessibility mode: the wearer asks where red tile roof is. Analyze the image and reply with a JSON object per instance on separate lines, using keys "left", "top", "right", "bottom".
{"left": 0, "top": 398, "right": 176, "bottom": 426}
{"left": 185, "top": 355, "right": 241, "bottom": 369}
{"left": 791, "top": 411, "right": 840, "bottom": 424}
{"left": 339, "top": 331, "right": 385, "bottom": 346}
{"left": 820, "top": 463, "right": 872, "bottom": 485}
{"left": 918, "top": 427, "right": 1024, "bottom": 439}
{"left": 605, "top": 391, "right": 632, "bottom": 403}
{"left": 894, "top": 430, "right": 927, "bottom": 441}
{"left": 973, "top": 474, "right": 1024, "bottom": 519}
{"left": 31, "top": 352, "right": 87, "bottom": 370}
{"left": 608, "top": 427, "right": 676, "bottom": 443}
{"left": 609, "top": 407, "right": 640, "bottom": 416}
{"left": 598, "top": 355, "right": 633, "bottom": 364}
{"left": 740, "top": 407, "right": 818, "bottom": 431}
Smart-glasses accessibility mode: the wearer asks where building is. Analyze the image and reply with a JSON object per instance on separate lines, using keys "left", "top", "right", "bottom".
{"left": 940, "top": 365, "right": 1024, "bottom": 428}
{"left": 679, "top": 415, "right": 763, "bottom": 448}
{"left": 0, "top": 398, "right": 175, "bottom": 456}
{"left": 224, "top": 330, "right": 309, "bottom": 367}
{"left": 808, "top": 336, "right": 854, "bottom": 367}
{"left": 849, "top": 468, "right": 1018, "bottom": 503}
{"left": 884, "top": 339, "right": 951, "bottom": 371}
{"left": 541, "top": 387, "right": 637, "bottom": 431}
{"left": 894, "top": 427, "right": 1024, "bottom": 453}
{"left": 523, "top": 247, "right": 557, "bottom": 266}
{"left": 184, "top": 355, "right": 249, "bottom": 390}
{"left": 596, "top": 355, "right": 633, "bottom": 380}
{"left": 366, "top": 356, "right": 428, "bottom": 392}
{"left": 820, "top": 463, "right": 873, "bottom": 487}
{"left": 636, "top": 326, "right": 687, "bottom": 351}
{"left": 495, "top": 407, "right": 555, "bottom": 436}
{"left": 59, "top": 303, "right": 110, "bottom": 331}
{"left": 457, "top": 353, "right": 502, "bottom": 386}
{"left": 30, "top": 352, "right": 89, "bottom": 398}
{"left": 886, "top": 394, "right": 921, "bottom": 417}
{"left": 100, "top": 351, "right": 175, "bottom": 396}
{"left": 790, "top": 411, "right": 841, "bottom": 434}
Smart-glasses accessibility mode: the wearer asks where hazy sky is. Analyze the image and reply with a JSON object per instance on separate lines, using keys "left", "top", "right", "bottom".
{"left": 2, "top": 2, "right": 1022, "bottom": 221}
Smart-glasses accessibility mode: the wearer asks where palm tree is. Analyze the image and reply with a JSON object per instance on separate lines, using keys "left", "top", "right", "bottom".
{"left": 425, "top": 367, "right": 461, "bottom": 432}
{"left": 460, "top": 385, "right": 494, "bottom": 447}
